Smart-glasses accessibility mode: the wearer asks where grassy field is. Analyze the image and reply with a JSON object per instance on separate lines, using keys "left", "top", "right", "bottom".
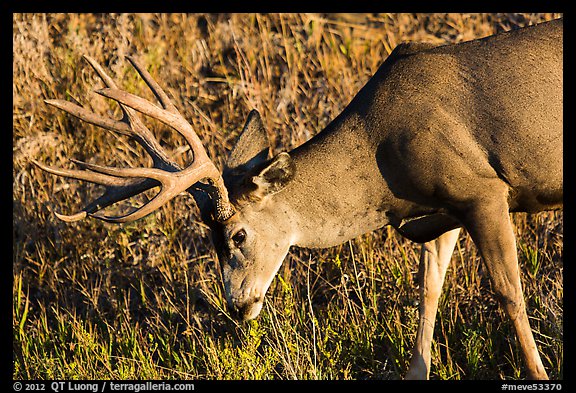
{"left": 13, "top": 13, "right": 563, "bottom": 380}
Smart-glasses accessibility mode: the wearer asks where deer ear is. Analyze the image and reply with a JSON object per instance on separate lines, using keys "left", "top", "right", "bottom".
{"left": 251, "top": 152, "right": 295, "bottom": 198}
{"left": 225, "top": 110, "right": 271, "bottom": 173}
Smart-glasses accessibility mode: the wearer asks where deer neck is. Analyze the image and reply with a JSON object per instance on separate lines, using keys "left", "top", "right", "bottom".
{"left": 274, "top": 108, "right": 424, "bottom": 249}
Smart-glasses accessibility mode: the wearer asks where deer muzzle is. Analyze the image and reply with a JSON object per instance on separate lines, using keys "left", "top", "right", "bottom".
{"left": 229, "top": 294, "right": 263, "bottom": 321}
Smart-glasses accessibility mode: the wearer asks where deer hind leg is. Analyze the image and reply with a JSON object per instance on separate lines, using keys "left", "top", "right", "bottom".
{"left": 462, "top": 197, "right": 548, "bottom": 380}
{"left": 405, "top": 228, "right": 460, "bottom": 380}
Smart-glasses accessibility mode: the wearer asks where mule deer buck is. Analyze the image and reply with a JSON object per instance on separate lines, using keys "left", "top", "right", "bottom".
{"left": 33, "top": 18, "right": 562, "bottom": 379}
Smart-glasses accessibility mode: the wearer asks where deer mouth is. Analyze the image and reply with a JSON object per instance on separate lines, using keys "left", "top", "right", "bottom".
{"left": 229, "top": 296, "right": 264, "bottom": 321}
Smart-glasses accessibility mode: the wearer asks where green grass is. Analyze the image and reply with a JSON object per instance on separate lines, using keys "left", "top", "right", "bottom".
{"left": 13, "top": 13, "right": 563, "bottom": 380}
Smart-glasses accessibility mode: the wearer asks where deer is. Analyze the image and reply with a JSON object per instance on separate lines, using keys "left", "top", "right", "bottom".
{"left": 33, "top": 18, "right": 562, "bottom": 380}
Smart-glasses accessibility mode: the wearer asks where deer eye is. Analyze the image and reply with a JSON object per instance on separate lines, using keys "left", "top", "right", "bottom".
{"left": 231, "top": 229, "right": 247, "bottom": 247}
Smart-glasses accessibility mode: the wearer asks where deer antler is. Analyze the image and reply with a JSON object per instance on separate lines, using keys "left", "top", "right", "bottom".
{"left": 32, "top": 55, "right": 235, "bottom": 223}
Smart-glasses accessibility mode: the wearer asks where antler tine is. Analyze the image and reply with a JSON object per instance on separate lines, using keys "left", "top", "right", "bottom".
{"left": 44, "top": 99, "right": 133, "bottom": 137}
{"left": 31, "top": 158, "right": 158, "bottom": 222}
{"left": 125, "top": 56, "right": 178, "bottom": 113}
{"left": 82, "top": 54, "right": 119, "bottom": 89}
{"left": 32, "top": 158, "right": 134, "bottom": 187}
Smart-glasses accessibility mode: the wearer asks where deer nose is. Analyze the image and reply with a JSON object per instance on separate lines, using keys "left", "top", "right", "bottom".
{"left": 230, "top": 295, "right": 262, "bottom": 321}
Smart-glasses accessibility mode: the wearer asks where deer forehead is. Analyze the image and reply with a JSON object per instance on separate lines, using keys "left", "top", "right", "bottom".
{"left": 232, "top": 202, "right": 275, "bottom": 226}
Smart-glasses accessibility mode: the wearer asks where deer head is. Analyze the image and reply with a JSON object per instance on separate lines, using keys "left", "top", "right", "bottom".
{"left": 33, "top": 56, "right": 296, "bottom": 321}
{"left": 214, "top": 110, "right": 297, "bottom": 320}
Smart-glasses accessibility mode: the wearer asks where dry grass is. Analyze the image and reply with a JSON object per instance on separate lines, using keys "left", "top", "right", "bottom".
{"left": 13, "top": 13, "right": 563, "bottom": 380}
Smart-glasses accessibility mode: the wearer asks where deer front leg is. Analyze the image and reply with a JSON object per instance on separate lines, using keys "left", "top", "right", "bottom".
{"left": 405, "top": 228, "right": 460, "bottom": 380}
{"left": 462, "top": 198, "right": 548, "bottom": 380}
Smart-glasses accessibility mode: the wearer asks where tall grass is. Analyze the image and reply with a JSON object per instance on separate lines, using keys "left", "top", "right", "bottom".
{"left": 13, "top": 13, "right": 563, "bottom": 380}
